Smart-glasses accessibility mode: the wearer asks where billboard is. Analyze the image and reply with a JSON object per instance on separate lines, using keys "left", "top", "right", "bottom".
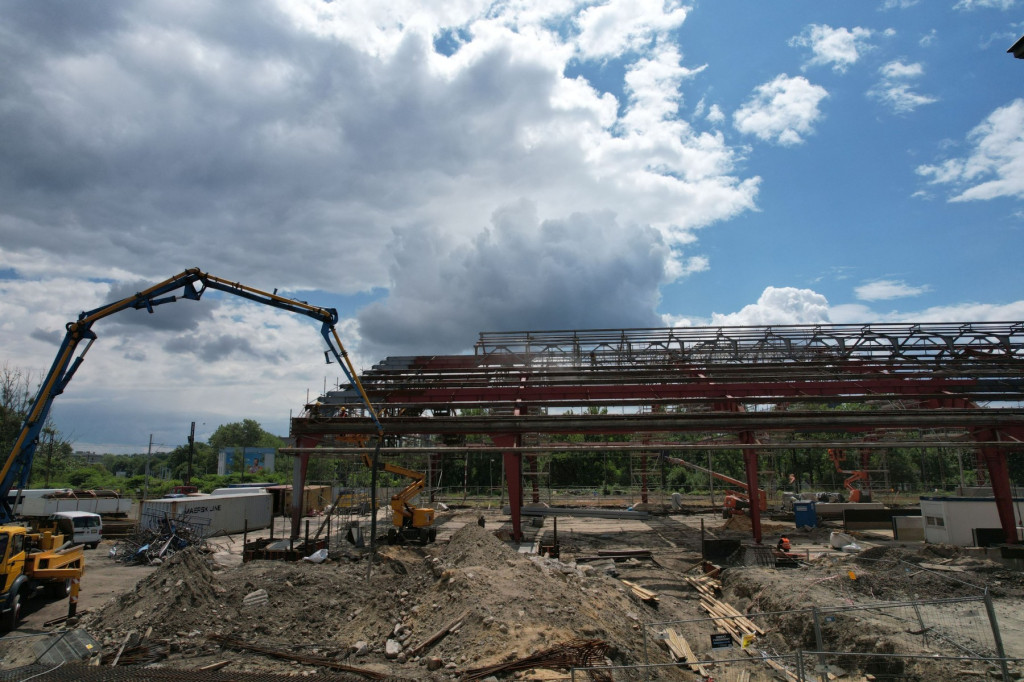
{"left": 217, "top": 447, "right": 276, "bottom": 476}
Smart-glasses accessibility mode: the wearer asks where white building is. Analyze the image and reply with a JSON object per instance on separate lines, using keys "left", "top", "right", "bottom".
{"left": 920, "top": 494, "right": 1024, "bottom": 546}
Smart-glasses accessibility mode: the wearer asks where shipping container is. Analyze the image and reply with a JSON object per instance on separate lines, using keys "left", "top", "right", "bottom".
{"left": 11, "top": 489, "right": 131, "bottom": 518}
{"left": 140, "top": 491, "right": 272, "bottom": 536}
{"left": 265, "top": 485, "right": 331, "bottom": 516}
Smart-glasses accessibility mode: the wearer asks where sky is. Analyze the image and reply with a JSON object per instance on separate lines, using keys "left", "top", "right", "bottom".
{"left": 0, "top": 1, "right": 1022, "bottom": 455}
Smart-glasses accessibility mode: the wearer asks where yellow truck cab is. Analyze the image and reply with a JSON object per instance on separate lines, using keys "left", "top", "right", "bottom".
{"left": 0, "top": 524, "right": 84, "bottom": 630}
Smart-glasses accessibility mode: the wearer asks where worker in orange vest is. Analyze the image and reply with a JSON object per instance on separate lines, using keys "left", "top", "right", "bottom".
{"left": 777, "top": 536, "right": 791, "bottom": 552}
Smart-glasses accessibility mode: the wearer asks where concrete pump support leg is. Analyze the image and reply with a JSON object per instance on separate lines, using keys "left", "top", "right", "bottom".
{"left": 291, "top": 452, "right": 309, "bottom": 539}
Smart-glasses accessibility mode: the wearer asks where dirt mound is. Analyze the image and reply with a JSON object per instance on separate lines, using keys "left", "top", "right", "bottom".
{"left": 84, "top": 547, "right": 222, "bottom": 639}
{"left": 440, "top": 523, "right": 520, "bottom": 567}
{"left": 81, "top": 527, "right": 672, "bottom": 678}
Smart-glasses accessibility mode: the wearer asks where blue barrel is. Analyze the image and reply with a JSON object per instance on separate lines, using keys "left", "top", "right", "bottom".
{"left": 793, "top": 500, "right": 817, "bottom": 528}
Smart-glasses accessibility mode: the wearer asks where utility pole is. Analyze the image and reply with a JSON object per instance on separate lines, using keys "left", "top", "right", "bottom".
{"left": 144, "top": 434, "right": 153, "bottom": 501}
{"left": 185, "top": 422, "right": 196, "bottom": 486}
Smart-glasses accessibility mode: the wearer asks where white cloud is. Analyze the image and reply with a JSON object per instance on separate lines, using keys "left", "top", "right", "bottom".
{"left": 0, "top": 0, "right": 760, "bottom": 349}
{"left": 917, "top": 99, "right": 1024, "bottom": 201}
{"left": 708, "top": 287, "right": 831, "bottom": 326}
{"left": 854, "top": 279, "right": 930, "bottom": 301}
{"left": 690, "top": 286, "right": 1024, "bottom": 328}
{"left": 706, "top": 104, "right": 725, "bottom": 125}
{"left": 789, "top": 24, "right": 874, "bottom": 73}
{"left": 953, "top": 0, "right": 1018, "bottom": 10}
{"left": 868, "top": 59, "right": 937, "bottom": 114}
{"left": 832, "top": 300, "right": 1024, "bottom": 324}
{"left": 733, "top": 75, "right": 829, "bottom": 146}
{"left": 574, "top": 0, "right": 690, "bottom": 59}
{"left": 882, "top": 0, "right": 920, "bottom": 8}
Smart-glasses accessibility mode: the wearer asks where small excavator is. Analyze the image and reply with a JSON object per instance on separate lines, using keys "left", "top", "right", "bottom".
{"left": 361, "top": 454, "right": 436, "bottom": 545}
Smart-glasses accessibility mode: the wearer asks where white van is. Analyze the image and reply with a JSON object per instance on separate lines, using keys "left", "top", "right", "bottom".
{"left": 50, "top": 511, "right": 103, "bottom": 549}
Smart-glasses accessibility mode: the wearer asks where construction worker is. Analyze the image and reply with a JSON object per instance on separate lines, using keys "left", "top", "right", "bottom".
{"left": 777, "top": 536, "right": 791, "bottom": 553}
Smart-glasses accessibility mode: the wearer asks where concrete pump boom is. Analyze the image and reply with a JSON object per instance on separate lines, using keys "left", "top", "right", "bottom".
{"left": 658, "top": 452, "right": 768, "bottom": 512}
{"left": 0, "top": 267, "right": 382, "bottom": 523}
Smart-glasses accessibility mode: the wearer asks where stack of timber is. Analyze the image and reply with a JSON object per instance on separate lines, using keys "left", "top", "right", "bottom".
{"left": 696, "top": 592, "right": 800, "bottom": 682}
{"left": 696, "top": 594, "right": 765, "bottom": 642}
{"left": 684, "top": 574, "right": 721, "bottom": 599}
{"left": 663, "top": 628, "right": 710, "bottom": 677}
{"left": 620, "top": 579, "right": 659, "bottom": 604}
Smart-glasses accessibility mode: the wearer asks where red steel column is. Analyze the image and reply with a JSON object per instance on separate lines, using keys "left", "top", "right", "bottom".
{"left": 976, "top": 430, "right": 1018, "bottom": 545}
{"left": 715, "top": 399, "right": 762, "bottom": 545}
{"left": 740, "top": 430, "right": 763, "bottom": 545}
{"left": 926, "top": 397, "right": 1018, "bottom": 545}
{"left": 494, "top": 434, "right": 523, "bottom": 542}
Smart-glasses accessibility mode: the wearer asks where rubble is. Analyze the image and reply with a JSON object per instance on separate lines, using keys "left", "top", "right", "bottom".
{"left": 79, "top": 524, "right": 669, "bottom": 679}
{"left": 108, "top": 515, "right": 209, "bottom": 565}
{"left": 64, "top": 515, "right": 1024, "bottom": 680}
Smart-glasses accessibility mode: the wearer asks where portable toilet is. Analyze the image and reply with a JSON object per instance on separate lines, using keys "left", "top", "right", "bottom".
{"left": 793, "top": 500, "right": 817, "bottom": 528}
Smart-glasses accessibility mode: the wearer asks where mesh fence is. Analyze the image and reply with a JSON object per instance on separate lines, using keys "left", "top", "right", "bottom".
{"left": 640, "top": 594, "right": 1019, "bottom": 681}
{"left": 570, "top": 651, "right": 1022, "bottom": 682}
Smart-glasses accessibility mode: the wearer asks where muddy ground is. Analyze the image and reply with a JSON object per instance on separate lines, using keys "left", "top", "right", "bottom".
{"left": 2, "top": 506, "right": 1022, "bottom": 680}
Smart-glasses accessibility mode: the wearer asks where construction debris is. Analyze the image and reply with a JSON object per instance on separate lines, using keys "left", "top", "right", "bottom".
{"left": 460, "top": 639, "right": 614, "bottom": 681}
{"left": 209, "top": 634, "right": 399, "bottom": 679}
{"left": 40, "top": 511, "right": 1023, "bottom": 681}
{"left": 108, "top": 515, "right": 208, "bottom": 565}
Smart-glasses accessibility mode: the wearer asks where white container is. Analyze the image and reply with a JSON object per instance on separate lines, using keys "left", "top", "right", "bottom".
{"left": 141, "top": 491, "right": 272, "bottom": 536}
{"left": 13, "top": 490, "right": 131, "bottom": 518}
{"left": 210, "top": 487, "right": 270, "bottom": 496}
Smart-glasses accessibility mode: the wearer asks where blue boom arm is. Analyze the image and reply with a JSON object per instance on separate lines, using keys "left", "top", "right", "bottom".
{"left": 0, "top": 267, "right": 382, "bottom": 522}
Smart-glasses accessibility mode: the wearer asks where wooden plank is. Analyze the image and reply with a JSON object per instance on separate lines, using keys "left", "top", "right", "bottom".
{"left": 407, "top": 610, "right": 469, "bottom": 658}
{"left": 621, "top": 579, "right": 659, "bottom": 603}
{"left": 664, "top": 628, "right": 710, "bottom": 677}
{"left": 919, "top": 562, "right": 966, "bottom": 573}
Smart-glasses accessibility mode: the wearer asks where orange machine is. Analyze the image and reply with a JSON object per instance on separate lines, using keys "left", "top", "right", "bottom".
{"left": 361, "top": 454, "right": 436, "bottom": 544}
{"left": 659, "top": 454, "right": 767, "bottom": 516}
{"left": 827, "top": 449, "right": 873, "bottom": 503}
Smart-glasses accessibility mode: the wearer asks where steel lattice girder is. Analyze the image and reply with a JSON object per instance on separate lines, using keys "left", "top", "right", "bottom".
{"left": 291, "top": 322, "right": 1024, "bottom": 544}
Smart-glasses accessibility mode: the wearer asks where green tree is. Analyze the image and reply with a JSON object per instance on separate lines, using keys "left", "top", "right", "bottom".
{"left": 30, "top": 426, "right": 74, "bottom": 486}
{"left": 0, "top": 363, "right": 33, "bottom": 459}
{"left": 207, "top": 419, "right": 283, "bottom": 479}
{"left": 208, "top": 419, "right": 283, "bottom": 450}
{"left": 166, "top": 441, "right": 217, "bottom": 480}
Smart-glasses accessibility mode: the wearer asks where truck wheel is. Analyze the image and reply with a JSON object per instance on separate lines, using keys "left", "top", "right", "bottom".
{"left": 48, "top": 579, "right": 71, "bottom": 598}
{"left": 3, "top": 592, "right": 21, "bottom": 631}
{"left": 88, "top": 542, "right": 99, "bottom": 550}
